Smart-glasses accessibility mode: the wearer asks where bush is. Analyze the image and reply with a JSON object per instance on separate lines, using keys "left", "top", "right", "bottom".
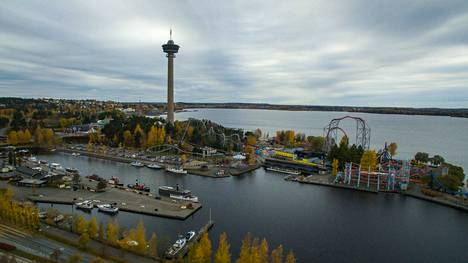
{"left": 421, "top": 188, "right": 443, "bottom": 197}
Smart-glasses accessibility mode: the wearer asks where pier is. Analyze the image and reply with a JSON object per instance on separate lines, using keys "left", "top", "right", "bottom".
{"left": 165, "top": 220, "right": 215, "bottom": 260}
{"left": 12, "top": 184, "right": 202, "bottom": 220}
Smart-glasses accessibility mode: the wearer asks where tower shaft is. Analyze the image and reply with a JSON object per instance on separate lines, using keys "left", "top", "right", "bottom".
{"left": 167, "top": 53, "right": 175, "bottom": 124}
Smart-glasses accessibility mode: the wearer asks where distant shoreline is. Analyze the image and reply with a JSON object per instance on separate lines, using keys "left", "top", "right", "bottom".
{"left": 173, "top": 103, "right": 468, "bottom": 118}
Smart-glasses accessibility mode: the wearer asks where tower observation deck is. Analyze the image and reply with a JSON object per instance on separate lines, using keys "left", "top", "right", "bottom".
{"left": 162, "top": 30, "right": 179, "bottom": 125}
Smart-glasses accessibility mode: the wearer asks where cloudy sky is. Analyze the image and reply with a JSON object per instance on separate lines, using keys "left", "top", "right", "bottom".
{"left": 1, "top": 1, "right": 467, "bottom": 107}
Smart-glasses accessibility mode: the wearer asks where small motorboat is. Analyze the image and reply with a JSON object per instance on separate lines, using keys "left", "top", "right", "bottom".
{"left": 185, "top": 231, "right": 196, "bottom": 242}
{"left": 71, "top": 152, "right": 81, "bottom": 156}
{"left": 86, "top": 174, "right": 103, "bottom": 181}
{"left": 147, "top": 163, "right": 163, "bottom": 169}
{"left": 54, "top": 214, "right": 64, "bottom": 223}
{"left": 166, "top": 167, "right": 187, "bottom": 175}
{"left": 97, "top": 203, "right": 119, "bottom": 214}
{"left": 75, "top": 200, "right": 94, "bottom": 211}
{"left": 131, "top": 161, "right": 144, "bottom": 167}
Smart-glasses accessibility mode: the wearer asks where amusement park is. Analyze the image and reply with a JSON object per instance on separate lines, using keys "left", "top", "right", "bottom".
{"left": 261, "top": 115, "right": 467, "bottom": 205}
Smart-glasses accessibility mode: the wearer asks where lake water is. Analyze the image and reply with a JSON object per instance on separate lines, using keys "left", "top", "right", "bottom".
{"left": 37, "top": 109, "right": 468, "bottom": 262}
{"left": 177, "top": 109, "right": 468, "bottom": 174}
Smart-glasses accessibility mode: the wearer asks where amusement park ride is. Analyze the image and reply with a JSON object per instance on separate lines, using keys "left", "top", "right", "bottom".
{"left": 335, "top": 160, "right": 411, "bottom": 192}
{"left": 324, "top": 117, "right": 410, "bottom": 192}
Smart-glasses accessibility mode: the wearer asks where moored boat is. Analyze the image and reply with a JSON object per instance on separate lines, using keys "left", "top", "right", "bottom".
{"left": 71, "top": 152, "right": 81, "bottom": 156}
{"left": 75, "top": 200, "right": 94, "bottom": 211}
{"left": 185, "top": 231, "right": 196, "bottom": 241}
{"left": 166, "top": 167, "right": 187, "bottom": 174}
{"left": 166, "top": 236, "right": 187, "bottom": 257}
{"left": 159, "top": 185, "right": 191, "bottom": 197}
{"left": 131, "top": 161, "right": 144, "bottom": 167}
{"left": 97, "top": 203, "right": 118, "bottom": 214}
{"left": 147, "top": 163, "right": 163, "bottom": 169}
{"left": 170, "top": 194, "right": 199, "bottom": 203}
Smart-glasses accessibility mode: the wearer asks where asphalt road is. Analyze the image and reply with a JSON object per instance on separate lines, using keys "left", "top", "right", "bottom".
{"left": 0, "top": 223, "right": 95, "bottom": 262}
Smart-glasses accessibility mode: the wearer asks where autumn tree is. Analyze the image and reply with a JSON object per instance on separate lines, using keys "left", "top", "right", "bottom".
{"left": 7, "top": 131, "right": 18, "bottom": 145}
{"left": 388, "top": 142, "right": 397, "bottom": 158}
{"left": 88, "top": 217, "right": 98, "bottom": 238}
{"left": 135, "top": 220, "right": 147, "bottom": 253}
{"left": 360, "top": 150, "right": 377, "bottom": 171}
{"left": 123, "top": 130, "right": 133, "bottom": 147}
{"left": 215, "top": 232, "right": 231, "bottom": 263}
{"left": 270, "top": 245, "right": 284, "bottom": 263}
{"left": 285, "top": 250, "right": 296, "bottom": 263}
{"left": 134, "top": 124, "right": 146, "bottom": 148}
{"left": 246, "top": 134, "right": 257, "bottom": 146}
{"left": 79, "top": 232, "right": 90, "bottom": 248}
{"left": 74, "top": 215, "right": 88, "bottom": 234}
{"left": 237, "top": 233, "right": 252, "bottom": 263}
{"left": 199, "top": 232, "right": 212, "bottom": 263}
{"left": 149, "top": 232, "right": 158, "bottom": 258}
{"left": 106, "top": 220, "right": 120, "bottom": 245}
{"left": 332, "top": 159, "right": 339, "bottom": 178}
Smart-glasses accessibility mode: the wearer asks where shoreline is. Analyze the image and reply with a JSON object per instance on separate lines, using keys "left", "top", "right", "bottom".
{"left": 176, "top": 104, "right": 468, "bottom": 119}
{"left": 283, "top": 175, "right": 468, "bottom": 213}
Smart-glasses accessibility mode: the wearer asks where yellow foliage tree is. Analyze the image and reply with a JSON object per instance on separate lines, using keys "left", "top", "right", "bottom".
{"left": 360, "top": 150, "right": 377, "bottom": 171}
{"left": 332, "top": 159, "right": 339, "bottom": 178}
{"left": 74, "top": 215, "right": 88, "bottom": 235}
{"left": 135, "top": 220, "right": 147, "bottom": 253}
{"left": 246, "top": 135, "right": 257, "bottom": 146}
{"left": 34, "top": 126, "right": 44, "bottom": 145}
{"left": 148, "top": 232, "right": 158, "bottom": 258}
{"left": 7, "top": 131, "right": 18, "bottom": 145}
{"left": 270, "top": 245, "right": 283, "bottom": 263}
{"left": 199, "top": 232, "right": 212, "bottom": 263}
{"left": 215, "top": 232, "right": 231, "bottom": 263}
{"left": 147, "top": 126, "right": 158, "bottom": 147}
{"left": 123, "top": 130, "right": 133, "bottom": 147}
{"left": 285, "top": 250, "right": 296, "bottom": 263}
{"left": 24, "top": 129, "right": 32, "bottom": 143}
{"left": 236, "top": 233, "right": 252, "bottom": 263}
{"left": 79, "top": 232, "right": 90, "bottom": 248}
{"left": 88, "top": 217, "right": 98, "bottom": 238}
{"left": 388, "top": 142, "right": 398, "bottom": 158}
{"left": 106, "top": 220, "right": 120, "bottom": 245}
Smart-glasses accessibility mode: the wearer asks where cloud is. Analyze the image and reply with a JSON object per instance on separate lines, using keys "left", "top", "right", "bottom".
{"left": 0, "top": 0, "right": 467, "bottom": 107}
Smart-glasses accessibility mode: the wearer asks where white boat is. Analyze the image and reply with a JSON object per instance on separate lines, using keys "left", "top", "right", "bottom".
{"left": 54, "top": 214, "right": 64, "bottom": 223}
{"left": 71, "top": 152, "right": 81, "bottom": 156}
{"left": 131, "top": 161, "right": 144, "bottom": 167}
{"left": 166, "top": 167, "right": 187, "bottom": 175}
{"left": 185, "top": 231, "right": 196, "bottom": 242}
{"left": 97, "top": 204, "right": 119, "bottom": 214}
{"left": 166, "top": 237, "right": 187, "bottom": 257}
{"left": 28, "top": 156, "right": 38, "bottom": 162}
{"left": 170, "top": 194, "right": 199, "bottom": 203}
{"left": 266, "top": 166, "right": 301, "bottom": 175}
{"left": 75, "top": 200, "right": 94, "bottom": 211}
{"left": 147, "top": 163, "right": 163, "bottom": 169}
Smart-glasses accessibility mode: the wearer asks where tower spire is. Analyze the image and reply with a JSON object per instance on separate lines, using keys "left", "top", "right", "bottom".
{"left": 170, "top": 28, "right": 172, "bottom": 40}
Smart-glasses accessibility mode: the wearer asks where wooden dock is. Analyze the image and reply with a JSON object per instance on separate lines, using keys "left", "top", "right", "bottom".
{"left": 165, "top": 220, "right": 215, "bottom": 260}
